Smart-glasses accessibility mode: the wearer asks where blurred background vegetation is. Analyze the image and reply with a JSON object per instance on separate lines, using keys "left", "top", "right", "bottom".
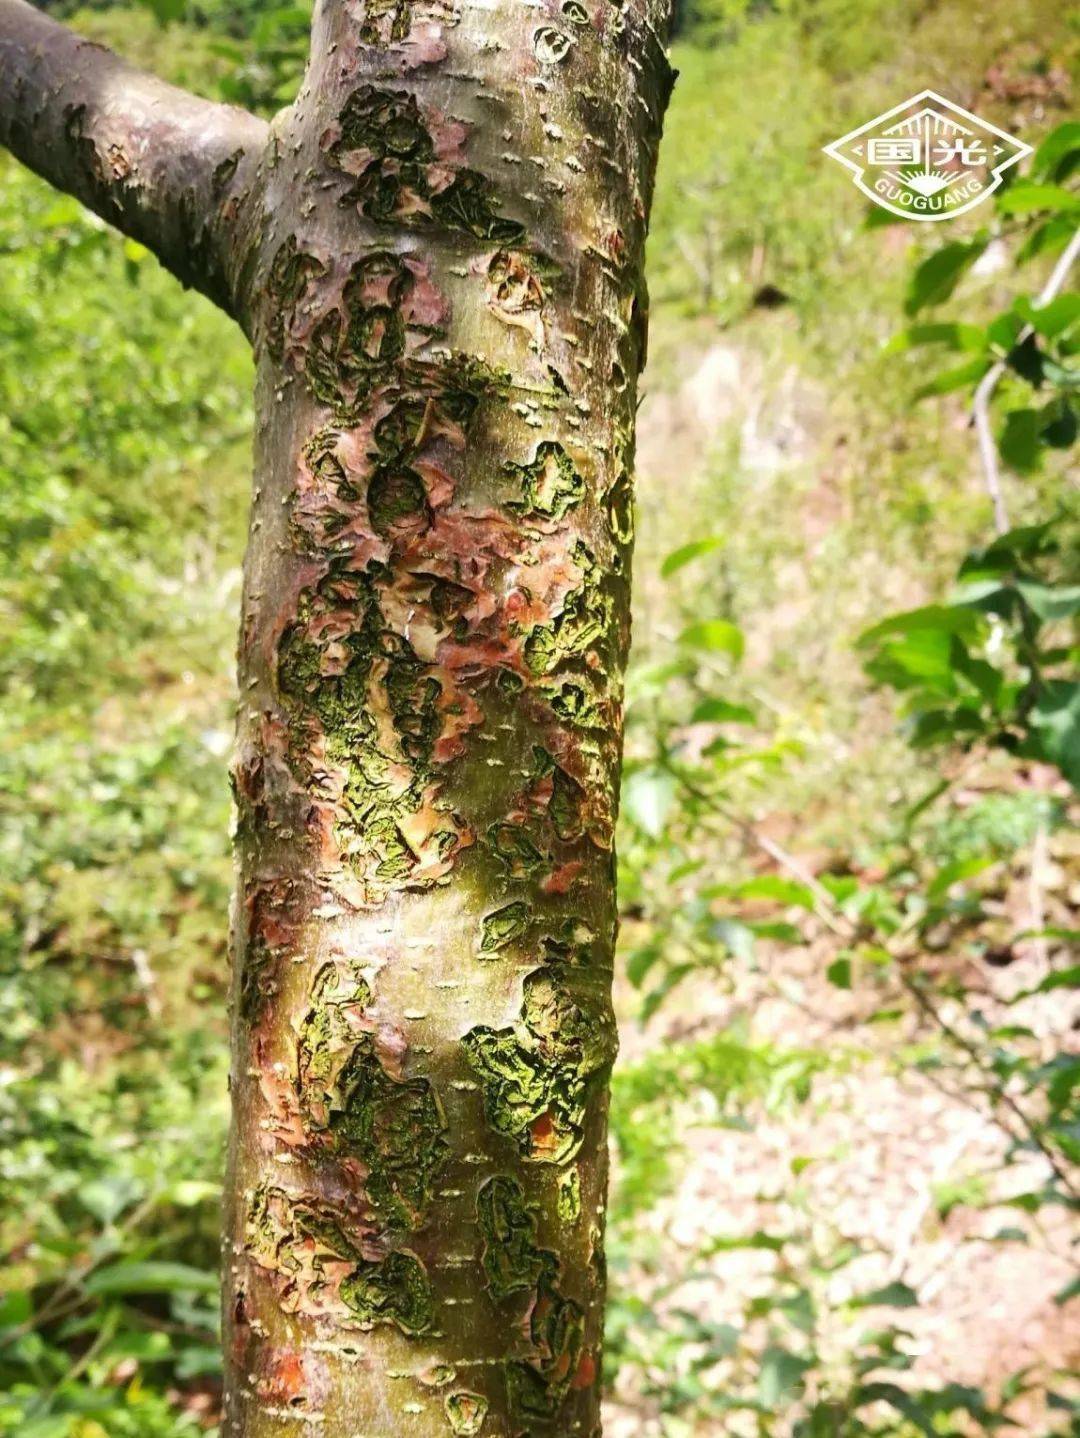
{"left": 1, "top": 1, "right": 1077, "bottom": 1434}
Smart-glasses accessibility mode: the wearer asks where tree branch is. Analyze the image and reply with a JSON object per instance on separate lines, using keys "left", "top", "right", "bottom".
{"left": 0, "top": 0, "right": 269, "bottom": 327}
{"left": 971, "top": 223, "right": 1080, "bottom": 536}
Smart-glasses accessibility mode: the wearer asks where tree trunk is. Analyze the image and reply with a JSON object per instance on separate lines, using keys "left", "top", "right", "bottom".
{"left": 0, "top": 1, "right": 674, "bottom": 1433}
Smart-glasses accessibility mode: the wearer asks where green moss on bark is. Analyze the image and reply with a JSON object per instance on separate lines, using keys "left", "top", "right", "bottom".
{"left": 506, "top": 441, "right": 585, "bottom": 521}
{"left": 296, "top": 961, "right": 448, "bottom": 1230}
{"left": 339, "top": 1250, "right": 434, "bottom": 1335}
{"left": 463, "top": 971, "right": 615, "bottom": 1163}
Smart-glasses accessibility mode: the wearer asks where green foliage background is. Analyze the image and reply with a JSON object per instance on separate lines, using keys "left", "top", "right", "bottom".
{"left": 1, "top": 2, "right": 1077, "bottom": 1435}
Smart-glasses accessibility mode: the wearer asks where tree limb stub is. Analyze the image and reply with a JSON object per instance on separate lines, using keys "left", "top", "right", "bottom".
{"left": 0, "top": 0, "right": 268, "bottom": 324}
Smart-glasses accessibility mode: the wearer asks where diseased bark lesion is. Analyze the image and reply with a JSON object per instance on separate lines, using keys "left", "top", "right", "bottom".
{"left": 0, "top": 0, "right": 268, "bottom": 321}
{"left": 0, "top": 0, "right": 676, "bottom": 1432}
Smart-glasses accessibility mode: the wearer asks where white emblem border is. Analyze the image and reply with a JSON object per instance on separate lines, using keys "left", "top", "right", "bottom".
{"left": 823, "top": 89, "right": 1033, "bottom": 223}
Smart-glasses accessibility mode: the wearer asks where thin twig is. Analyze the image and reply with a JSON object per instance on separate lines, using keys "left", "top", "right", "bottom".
{"left": 1027, "top": 822, "right": 1050, "bottom": 976}
{"left": 661, "top": 758, "right": 1080, "bottom": 1201}
{"left": 0, "top": 1192, "right": 160, "bottom": 1347}
{"left": 971, "top": 224, "right": 1080, "bottom": 536}
{"left": 896, "top": 968, "right": 1079, "bottom": 1199}
{"left": 658, "top": 757, "right": 849, "bottom": 938}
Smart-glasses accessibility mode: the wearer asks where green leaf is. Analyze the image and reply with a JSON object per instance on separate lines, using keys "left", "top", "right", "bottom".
{"left": 758, "top": 1345, "right": 813, "bottom": 1405}
{"left": 850, "top": 1280, "right": 919, "bottom": 1309}
{"left": 819, "top": 874, "right": 859, "bottom": 903}
{"left": 912, "top": 356, "right": 991, "bottom": 398}
{"left": 0, "top": 1291, "right": 31, "bottom": 1328}
{"left": 627, "top": 656, "right": 699, "bottom": 702}
{"left": 927, "top": 854, "right": 997, "bottom": 900}
{"left": 1007, "top": 332, "right": 1045, "bottom": 386}
{"left": 1043, "top": 357, "right": 1080, "bottom": 390}
{"left": 826, "top": 956, "right": 852, "bottom": 989}
{"left": 865, "top": 634, "right": 958, "bottom": 692}
{"left": 981, "top": 522, "right": 1058, "bottom": 561}
{"left": 80, "top": 1175, "right": 144, "bottom": 1225}
{"left": 711, "top": 917, "right": 756, "bottom": 960}
{"left": 641, "top": 962, "right": 695, "bottom": 1021}
{"left": 1017, "top": 212, "right": 1078, "bottom": 264}
{"left": 138, "top": 0, "right": 186, "bottom": 21}
{"left": 14, "top": 1421, "right": 72, "bottom": 1438}
{"left": 1031, "top": 121, "right": 1080, "bottom": 182}
{"left": 626, "top": 940, "right": 664, "bottom": 988}
{"left": 748, "top": 919, "right": 804, "bottom": 943}
{"left": 691, "top": 697, "right": 756, "bottom": 725}
{"left": 1026, "top": 966, "right": 1080, "bottom": 996}
{"left": 1039, "top": 396, "right": 1077, "bottom": 449}
{"left": 677, "top": 619, "right": 745, "bottom": 659}
{"left": 857, "top": 604, "right": 980, "bottom": 648}
{"left": 731, "top": 875, "right": 816, "bottom": 909}
{"left": 1015, "top": 580, "right": 1080, "bottom": 620}
{"left": 621, "top": 768, "right": 677, "bottom": 838}
{"left": 988, "top": 1226, "right": 1029, "bottom": 1243}
{"left": 987, "top": 309, "right": 1025, "bottom": 352}
{"left": 904, "top": 236, "right": 988, "bottom": 315}
{"left": 706, "top": 1229, "right": 790, "bottom": 1253}
{"left": 1017, "top": 293, "right": 1080, "bottom": 340}
{"left": 661, "top": 536, "right": 725, "bottom": 577}
{"left": 884, "top": 322, "right": 986, "bottom": 355}
{"left": 83, "top": 1261, "right": 219, "bottom": 1297}
{"left": 998, "top": 408, "right": 1041, "bottom": 473}
{"left": 1028, "top": 681, "right": 1080, "bottom": 786}
{"left": 176, "top": 1344, "right": 225, "bottom": 1378}
{"left": 996, "top": 183, "right": 1080, "bottom": 215}
{"left": 164, "top": 1180, "right": 221, "bottom": 1207}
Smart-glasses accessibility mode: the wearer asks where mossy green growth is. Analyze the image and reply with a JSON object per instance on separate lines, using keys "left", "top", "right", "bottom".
{"left": 462, "top": 971, "right": 615, "bottom": 1163}
{"left": 548, "top": 765, "right": 585, "bottom": 842}
{"left": 523, "top": 543, "right": 613, "bottom": 677}
{"left": 276, "top": 562, "right": 465, "bottom": 898}
{"left": 541, "top": 917, "right": 598, "bottom": 969}
{"left": 526, "top": 745, "right": 585, "bottom": 843}
{"left": 296, "top": 961, "right": 448, "bottom": 1230}
{"left": 433, "top": 169, "right": 525, "bottom": 244}
{"left": 331, "top": 1036, "right": 447, "bottom": 1228}
{"left": 479, "top": 901, "right": 531, "bottom": 955}
{"left": 547, "top": 680, "right": 604, "bottom": 729}
{"left": 329, "top": 86, "right": 524, "bottom": 243}
{"left": 605, "top": 468, "right": 635, "bottom": 547}
{"left": 506, "top": 441, "right": 585, "bottom": 522}
{"left": 487, "top": 821, "right": 547, "bottom": 879}
{"left": 332, "top": 86, "right": 434, "bottom": 171}
{"left": 304, "top": 251, "right": 412, "bottom": 414}
{"left": 237, "top": 932, "right": 275, "bottom": 1023}
{"left": 475, "top": 1176, "right": 585, "bottom": 1421}
{"left": 356, "top": 0, "right": 413, "bottom": 43}
{"left": 477, "top": 1175, "right": 542, "bottom": 1299}
{"left": 506, "top": 1252, "right": 584, "bottom": 1419}
{"left": 339, "top": 1250, "right": 434, "bottom": 1335}
{"left": 295, "top": 961, "right": 372, "bottom": 1091}
{"left": 557, "top": 1167, "right": 581, "bottom": 1223}
{"left": 444, "top": 1391, "right": 489, "bottom": 1436}
{"left": 367, "top": 467, "right": 431, "bottom": 538}
{"left": 245, "top": 1184, "right": 387, "bottom": 1321}
{"left": 264, "top": 236, "right": 325, "bottom": 361}
{"left": 380, "top": 628, "right": 444, "bottom": 761}
{"left": 246, "top": 1184, "right": 346, "bottom": 1263}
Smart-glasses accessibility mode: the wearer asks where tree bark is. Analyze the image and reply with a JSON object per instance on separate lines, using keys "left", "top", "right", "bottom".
{"left": 0, "top": 0, "right": 267, "bottom": 320}
{"left": 0, "top": 0, "right": 674, "bottom": 1433}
